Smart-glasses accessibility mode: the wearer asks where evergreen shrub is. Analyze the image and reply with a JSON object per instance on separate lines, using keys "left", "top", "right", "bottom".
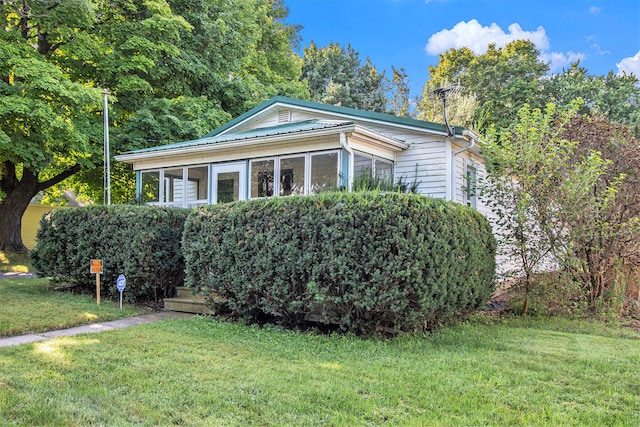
{"left": 31, "top": 205, "right": 189, "bottom": 303}
{"left": 183, "top": 192, "right": 496, "bottom": 335}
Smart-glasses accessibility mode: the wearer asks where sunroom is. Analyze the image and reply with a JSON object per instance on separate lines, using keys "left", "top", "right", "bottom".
{"left": 116, "top": 119, "right": 408, "bottom": 208}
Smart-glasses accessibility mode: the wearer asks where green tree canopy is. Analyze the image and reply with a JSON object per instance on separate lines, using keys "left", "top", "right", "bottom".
{"left": 543, "top": 63, "right": 640, "bottom": 134}
{"left": 420, "top": 40, "right": 549, "bottom": 132}
{"left": 301, "top": 41, "right": 387, "bottom": 112}
{"left": 0, "top": 0, "right": 307, "bottom": 251}
{"left": 0, "top": 0, "right": 103, "bottom": 251}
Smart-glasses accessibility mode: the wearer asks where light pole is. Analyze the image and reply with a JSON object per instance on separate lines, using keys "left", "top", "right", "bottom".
{"left": 102, "top": 88, "right": 111, "bottom": 205}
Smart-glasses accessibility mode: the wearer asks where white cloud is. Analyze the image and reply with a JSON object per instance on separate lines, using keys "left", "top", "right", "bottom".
{"left": 590, "top": 43, "right": 610, "bottom": 56}
{"left": 425, "top": 19, "right": 548, "bottom": 55}
{"left": 589, "top": 6, "right": 601, "bottom": 14}
{"left": 541, "top": 51, "right": 586, "bottom": 72}
{"left": 425, "top": 19, "right": 585, "bottom": 73}
{"left": 616, "top": 51, "right": 640, "bottom": 77}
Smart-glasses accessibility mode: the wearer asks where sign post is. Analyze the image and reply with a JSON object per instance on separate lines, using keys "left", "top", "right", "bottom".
{"left": 90, "top": 259, "right": 103, "bottom": 305}
{"left": 116, "top": 274, "right": 126, "bottom": 310}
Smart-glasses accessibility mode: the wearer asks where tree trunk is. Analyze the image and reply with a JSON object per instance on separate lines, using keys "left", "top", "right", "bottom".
{"left": 0, "top": 171, "right": 40, "bottom": 253}
{"left": 1, "top": 162, "right": 82, "bottom": 253}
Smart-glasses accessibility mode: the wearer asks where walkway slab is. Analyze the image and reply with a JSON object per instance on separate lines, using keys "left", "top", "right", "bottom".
{"left": 0, "top": 311, "right": 194, "bottom": 348}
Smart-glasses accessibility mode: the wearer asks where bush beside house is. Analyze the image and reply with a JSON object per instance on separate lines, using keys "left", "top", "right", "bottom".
{"left": 31, "top": 206, "right": 189, "bottom": 303}
{"left": 183, "top": 192, "right": 496, "bottom": 335}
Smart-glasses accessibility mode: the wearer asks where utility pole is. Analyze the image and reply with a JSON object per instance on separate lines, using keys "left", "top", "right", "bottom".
{"left": 102, "top": 88, "right": 111, "bottom": 205}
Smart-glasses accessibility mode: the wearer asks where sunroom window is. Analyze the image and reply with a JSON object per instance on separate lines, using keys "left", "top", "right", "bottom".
{"left": 141, "top": 171, "right": 161, "bottom": 204}
{"left": 250, "top": 159, "right": 275, "bottom": 198}
{"left": 186, "top": 165, "right": 209, "bottom": 207}
{"left": 279, "top": 156, "right": 305, "bottom": 196}
{"left": 375, "top": 159, "right": 393, "bottom": 180}
{"left": 354, "top": 153, "right": 373, "bottom": 178}
{"left": 164, "top": 168, "right": 184, "bottom": 207}
{"left": 311, "top": 152, "right": 339, "bottom": 194}
{"left": 354, "top": 152, "right": 393, "bottom": 181}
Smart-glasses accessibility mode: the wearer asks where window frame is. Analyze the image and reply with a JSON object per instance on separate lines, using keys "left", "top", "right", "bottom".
{"left": 310, "top": 151, "right": 340, "bottom": 194}
{"left": 249, "top": 158, "right": 276, "bottom": 199}
{"left": 464, "top": 160, "right": 478, "bottom": 208}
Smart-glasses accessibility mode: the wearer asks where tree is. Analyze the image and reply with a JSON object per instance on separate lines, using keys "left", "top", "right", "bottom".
{"left": 416, "top": 80, "right": 478, "bottom": 130}
{"left": 543, "top": 63, "right": 640, "bottom": 134}
{"left": 1, "top": 0, "right": 308, "bottom": 251}
{"left": 0, "top": 0, "right": 102, "bottom": 252}
{"left": 559, "top": 114, "right": 640, "bottom": 306}
{"left": 301, "top": 41, "right": 387, "bottom": 112}
{"left": 422, "top": 40, "right": 548, "bottom": 133}
{"left": 480, "top": 103, "right": 637, "bottom": 313}
{"left": 388, "top": 66, "right": 413, "bottom": 118}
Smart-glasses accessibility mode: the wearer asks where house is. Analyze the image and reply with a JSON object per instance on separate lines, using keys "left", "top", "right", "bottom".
{"left": 115, "top": 96, "right": 488, "bottom": 216}
{"left": 22, "top": 191, "right": 88, "bottom": 250}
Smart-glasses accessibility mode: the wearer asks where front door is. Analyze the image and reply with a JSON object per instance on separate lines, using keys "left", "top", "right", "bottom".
{"left": 212, "top": 162, "right": 246, "bottom": 204}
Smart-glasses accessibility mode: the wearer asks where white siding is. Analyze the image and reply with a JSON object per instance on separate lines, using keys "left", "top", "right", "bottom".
{"left": 240, "top": 109, "right": 323, "bottom": 131}
{"left": 395, "top": 138, "right": 448, "bottom": 199}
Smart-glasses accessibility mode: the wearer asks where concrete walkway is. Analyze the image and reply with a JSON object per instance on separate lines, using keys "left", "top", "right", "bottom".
{"left": 0, "top": 272, "right": 38, "bottom": 279}
{"left": 0, "top": 311, "right": 193, "bottom": 348}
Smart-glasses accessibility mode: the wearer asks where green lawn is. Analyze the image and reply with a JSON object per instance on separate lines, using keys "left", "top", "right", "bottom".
{"left": 0, "top": 251, "right": 31, "bottom": 273}
{"left": 0, "top": 278, "right": 145, "bottom": 337}
{"left": 1, "top": 315, "right": 638, "bottom": 426}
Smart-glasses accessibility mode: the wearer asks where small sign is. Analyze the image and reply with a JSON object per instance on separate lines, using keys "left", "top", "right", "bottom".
{"left": 116, "top": 274, "right": 126, "bottom": 310}
{"left": 90, "top": 259, "right": 103, "bottom": 274}
{"left": 116, "top": 274, "right": 126, "bottom": 292}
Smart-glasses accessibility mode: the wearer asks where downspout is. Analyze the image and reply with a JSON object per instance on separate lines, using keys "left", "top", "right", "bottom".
{"left": 340, "top": 132, "right": 354, "bottom": 192}
{"left": 450, "top": 134, "right": 476, "bottom": 201}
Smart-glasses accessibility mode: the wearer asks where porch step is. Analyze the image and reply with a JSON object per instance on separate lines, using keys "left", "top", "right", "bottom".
{"left": 164, "top": 287, "right": 214, "bottom": 315}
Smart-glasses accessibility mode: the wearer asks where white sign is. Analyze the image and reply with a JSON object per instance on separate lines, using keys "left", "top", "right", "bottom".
{"left": 116, "top": 274, "right": 126, "bottom": 292}
{"left": 116, "top": 274, "right": 126, "bottom": 310}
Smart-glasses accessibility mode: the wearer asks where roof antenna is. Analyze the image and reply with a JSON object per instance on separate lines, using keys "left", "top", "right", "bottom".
{"left": 433, "top": 84, "right": 463, "bottom": 137}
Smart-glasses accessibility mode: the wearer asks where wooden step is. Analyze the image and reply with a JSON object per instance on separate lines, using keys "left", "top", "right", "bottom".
{"left": 164, "top": 287, "right": 213, "bottom": 314}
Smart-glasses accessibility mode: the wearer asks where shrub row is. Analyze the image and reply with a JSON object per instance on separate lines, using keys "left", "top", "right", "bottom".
{"left": 31, "top": 205, "right": 189, "bottom": 303}
{"left": 183, "top": 192, "right": 496, "bottom": 335}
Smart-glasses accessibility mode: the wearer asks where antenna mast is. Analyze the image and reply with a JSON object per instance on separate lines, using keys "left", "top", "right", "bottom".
{"left": 433, "top": 84, "right": 463, "bottom": 137}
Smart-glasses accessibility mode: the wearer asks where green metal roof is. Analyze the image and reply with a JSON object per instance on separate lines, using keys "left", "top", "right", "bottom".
{"left": 203, "top": 96, "right": 463, "bottom": 138}
{"left": 119, "top": 97, "right": 464, "bottom": 157}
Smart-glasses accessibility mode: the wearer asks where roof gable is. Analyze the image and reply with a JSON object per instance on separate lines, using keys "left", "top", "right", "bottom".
{"left": 204, "top": 96, "right": 463, "bottom": 138}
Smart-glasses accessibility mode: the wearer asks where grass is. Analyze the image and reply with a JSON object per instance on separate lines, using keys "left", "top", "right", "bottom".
{"left": 0, "top": 278, "right": 145, "bottom": 337}
{"left": 0, "top": 315, "right": 638, "bottom": 426}
{"left": 0, "top": 251, "right": 32, "bottom": 273}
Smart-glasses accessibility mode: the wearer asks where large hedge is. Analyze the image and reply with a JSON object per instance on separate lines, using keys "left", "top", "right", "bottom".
{"left": 31, "top": 205, "right": 189, "bottom": 303}
{"left": 183, "top": 192, "right": 496, "bottom": 335}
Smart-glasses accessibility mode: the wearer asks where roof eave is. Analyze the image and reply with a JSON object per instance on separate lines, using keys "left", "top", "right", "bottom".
{"left": 115, "top": 123, "right": 361, "bottom": 163}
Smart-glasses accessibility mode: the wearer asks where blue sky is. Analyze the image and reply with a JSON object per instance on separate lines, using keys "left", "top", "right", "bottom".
{"left": 286, "top": 0, "right": 640, "bottom": 97}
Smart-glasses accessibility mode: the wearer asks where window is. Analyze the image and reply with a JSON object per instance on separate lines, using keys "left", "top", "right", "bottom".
{"left": 141, "top": 171, "right": 161, "bottom": 204}
{"left": 250, "top": 159, "right": 275, "bottom": 198}
{"left": 186, "top": 166, "right": 209, "bottom": 207}
{"left": 279, "top": 156, "right": 305, "bottom": 196}
{"left": 311, "top": 152, "right": 339, "bottom": 194}
{"left": 465, "top": 163, "right": 477, "bottom": 208}
{"left": 354, "top": 153, "right": 373, "bottom": 178}
{"left": 212, "top": 162, "right": 246, "bottom": 204}
{"left": 375, "top": 159, "right": 393, "bottom": 180}
{"left": 164, "top": 168, "right": 184, "bottom": 207}
{"left": 354, "top": 152, "right": 394, "bottom": 182}
{"left": 216, "top": 173, "right": 238, "bottom": 203}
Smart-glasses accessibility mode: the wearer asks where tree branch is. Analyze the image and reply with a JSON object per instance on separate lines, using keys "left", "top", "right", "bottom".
{"left": 36, "top": 163, "right": 83, "bottom": 193}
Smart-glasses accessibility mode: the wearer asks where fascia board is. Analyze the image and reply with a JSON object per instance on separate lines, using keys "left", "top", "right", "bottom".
{"left": 115, "top": 124, "right": 359, "bottom": 163}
